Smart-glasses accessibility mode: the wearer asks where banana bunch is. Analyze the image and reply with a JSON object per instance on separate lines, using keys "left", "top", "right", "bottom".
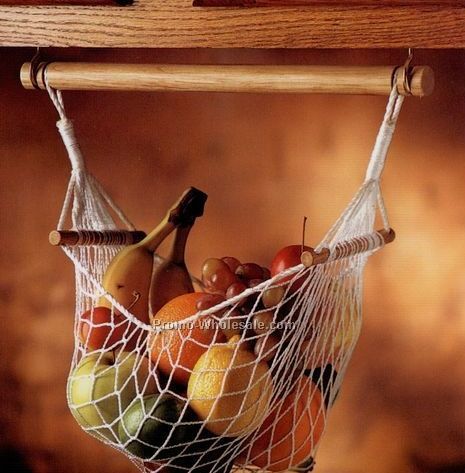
{"left": 99, "top": 187, "right": 208, "bottom": 325}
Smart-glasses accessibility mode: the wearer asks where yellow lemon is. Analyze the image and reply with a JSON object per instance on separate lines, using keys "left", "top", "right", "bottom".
{"left": 187, "top": 335, "right": 273, "bottom": 438}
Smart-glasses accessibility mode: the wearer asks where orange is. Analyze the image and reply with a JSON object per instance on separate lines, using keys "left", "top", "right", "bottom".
{"left": 149, "top": 293, "right": 225, "bottom": 386}
{"left": 247, "top": 377, "right": 325, "bottom": 472}
{"left": 187, "top": 335, "right": 273, "bottom": 437}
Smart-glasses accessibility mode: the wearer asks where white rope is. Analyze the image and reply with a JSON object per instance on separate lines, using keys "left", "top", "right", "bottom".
{"left": 45, "top": 75, "right": 136, "bottom": 232}
{"left": 56, "top": 118, "right": 86, "bottom": 172}
{"left": 364, "top": 85, "right": 404, "bottom": 182}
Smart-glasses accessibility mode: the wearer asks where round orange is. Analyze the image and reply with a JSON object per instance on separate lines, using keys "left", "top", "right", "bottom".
{"left": 247, "top": 377, "right": 325, "bottom": 472}
{"left": 148, "top": 292, "right": 225, "bottom": 386}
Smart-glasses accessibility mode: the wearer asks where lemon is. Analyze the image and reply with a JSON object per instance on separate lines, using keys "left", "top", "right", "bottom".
{"left": 187, "top": 335, "right": 273, "bottom": 438}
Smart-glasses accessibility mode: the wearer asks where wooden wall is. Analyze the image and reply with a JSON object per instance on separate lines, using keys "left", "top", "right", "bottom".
{"left": 1, "top": 48, "right": 465, "bottom": 473}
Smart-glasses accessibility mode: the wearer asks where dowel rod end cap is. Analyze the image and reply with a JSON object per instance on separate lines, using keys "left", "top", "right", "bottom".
{"left": 49, "top": 230, "right": 62, "bottom": 246}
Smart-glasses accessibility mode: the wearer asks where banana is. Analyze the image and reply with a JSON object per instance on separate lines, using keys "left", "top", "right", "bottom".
{"left": 149, "top": 224, "right": 195, "bottom": 319}
{"left": 99, "top": 188, "right": 207, "bottom": 325}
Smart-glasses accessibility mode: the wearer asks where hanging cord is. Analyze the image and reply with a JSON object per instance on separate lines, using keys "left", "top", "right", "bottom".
{"left": 317, "top": 72, "right": 404, "bottom": 250}
{"left": 364, "top": 83, "right": 404, "bottom": 183}
{"left": 364, "top": 72, "right": 404, "bottom": 230}
{"left": 365, "top": 85, "right": 404, "bottom": 182}
{"left": 44, "top": 72, "right": 136, "bottom": 231}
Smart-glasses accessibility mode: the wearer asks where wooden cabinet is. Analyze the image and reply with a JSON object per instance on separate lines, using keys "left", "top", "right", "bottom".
{"left": 0, "top": 0, "right": 464, "bottom": 48}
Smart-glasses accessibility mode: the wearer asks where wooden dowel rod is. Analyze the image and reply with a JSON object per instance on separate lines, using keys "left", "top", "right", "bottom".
{"left": 194, "top": 0, "right": 463, "bottom": 5}
{"left": 301, "top": 228, "right": 396, "bottom": 267}
{"left": 21, "top": 63, "right": 434, "bottom": 97}
{"left": 49, "top": 230, "right": 146, "bottom": 246}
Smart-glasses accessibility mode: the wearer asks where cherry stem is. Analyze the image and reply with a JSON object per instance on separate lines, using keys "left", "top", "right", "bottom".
{"left": 301, "top": 216, "right": 308, "bottom": 254}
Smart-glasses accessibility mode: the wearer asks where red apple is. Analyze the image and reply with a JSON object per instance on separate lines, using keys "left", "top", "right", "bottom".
{"left": 79, "top": 306, "right": 143, "bottom": 351}
{"left": 270, "top": 245, "right": 312, "bottom": 291}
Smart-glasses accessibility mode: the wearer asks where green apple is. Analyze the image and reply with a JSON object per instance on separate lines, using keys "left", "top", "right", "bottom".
{"left": 67, "top": 350, "right": 156, "bottom": 442}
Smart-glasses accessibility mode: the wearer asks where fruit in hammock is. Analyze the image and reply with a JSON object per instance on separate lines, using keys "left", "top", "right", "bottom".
{"left": 99, "top": 187, "right": 207, "bottom": 326}
{"left": 270, "top": 244, "right": 312, "bottom": 291}
{"left": 201, "top": 258, "right": 238, "bottom": 293}
{"left": 201, "top": 257, "right": 270, "bottom": 298}
{"left": 254, "top": 333, "right": 280, "bottom": 362}
{"left": 67, "top": 350, "right": 156, "bottom": 442}
{"left": 235, "top": 263, "right": 265, "bottom": 281}
{"left": 225, "top": 282, "right": 248, "bottom": 305}
{"left": 196, "top": 293, "right": 226, "bottom": 311}
{"left": 247, "top": 376, "right": 325, "bottom": 472}
{"left": 262, "top": 286, "right": 286, "bottom": 309}
{"left": 301, "top": 291, "right": 360, "bottom": 366}
{"left": 187, "top": 335, "right": 273, "bottom": 437}
{"left": 221, "top": 256, "right": 241, "bottom": 273}
{"left": 149, "top": 292, "right": 226, "bottom": 386}
{"left": 200, "top": 256, "right": 273, "bottom": 344}
{"left": 79, "top": 306, "right": 142, "bottom": 351}
{"left": 218, "top": 309, "right": 245, "bottom": 340}
{"left": 149, "top": 222, "right": 198, "bottom": 318}
{"left": 252, "top": 310, "right": 275, "bottom": 335}
{"left": 120, "top": 394, "right": 236, "bottom": 473}
{"left": 118, "top": 393, "right": 199, "bottom": 460}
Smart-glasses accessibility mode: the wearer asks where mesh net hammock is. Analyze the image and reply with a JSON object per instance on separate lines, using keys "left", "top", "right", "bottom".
{"left": 46, "top": 82, "right": 404, "bottom": 473}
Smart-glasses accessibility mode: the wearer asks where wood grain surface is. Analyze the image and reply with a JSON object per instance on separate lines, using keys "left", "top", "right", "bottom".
{"left": 20, "top": 63, "right": 435, "bottom": 96}
{"left": 194, "top": 0, "right": 465, "bottom": 5}
{"left": 0, "top": 0, "right": 131, "bottom": 5}
{"left": 0, "top": 0, "right": 464, "bottom": 47}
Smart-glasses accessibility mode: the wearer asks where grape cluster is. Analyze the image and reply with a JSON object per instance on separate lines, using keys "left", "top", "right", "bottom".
{"left": 195, "top": 257, "right": 289, "bottom": 362}
{"left": 202, "top": 257, "right": 270, "bottom": 295}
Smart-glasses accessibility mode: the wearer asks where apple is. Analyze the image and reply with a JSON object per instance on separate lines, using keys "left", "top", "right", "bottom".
{"left": 118, "top": 393, "right": 198, "bottom": 460}
{"left": 67, "top": 350, "right": 157, "bottom": 442}
{"left": 79, "top": 307, "right": 144, "bottom": 351}
{"left": 270, "top": 245, "right": 312, "bottom": 291}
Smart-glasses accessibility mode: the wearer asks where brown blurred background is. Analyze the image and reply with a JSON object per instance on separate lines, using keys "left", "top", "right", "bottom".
{"left": 1, "top": 48, "right": 464, "bottom": 473}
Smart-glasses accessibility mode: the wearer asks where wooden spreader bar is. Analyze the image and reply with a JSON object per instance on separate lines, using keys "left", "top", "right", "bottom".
{"left": 49, "top": 230, "right": 147, "bottom": 246}
{"left": 194, "top": 0, "right": 463, "bottom": 5}
{"left": 21, "top": 63, "right": 434, "bottom": 97}
{"left": 49, "top": 228, "right": 395, "bottom": 269}
{"left": 301, "top": 228, "right": 395, "bottom": 268}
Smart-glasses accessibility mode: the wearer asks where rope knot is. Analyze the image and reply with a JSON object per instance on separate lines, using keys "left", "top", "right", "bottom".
{"left": 57, "top": 118, "right": 86, "bottom": 172}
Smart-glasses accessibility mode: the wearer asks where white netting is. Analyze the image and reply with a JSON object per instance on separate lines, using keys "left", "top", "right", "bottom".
{"left": 48, "top": 83, "right": 403, "bottom": 473}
